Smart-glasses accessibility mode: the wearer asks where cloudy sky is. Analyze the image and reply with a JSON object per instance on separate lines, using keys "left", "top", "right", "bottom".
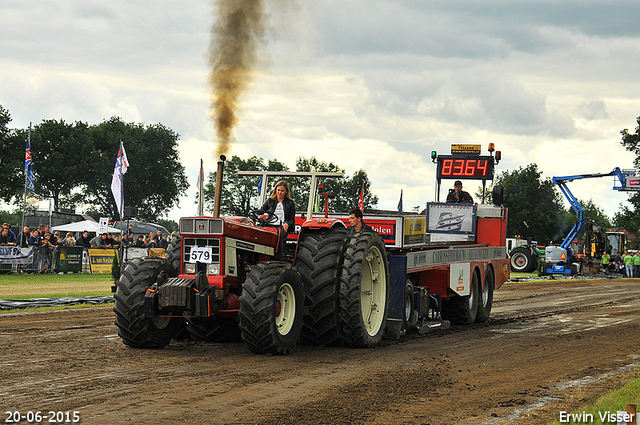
{"left": 2, "top": 0, "right": 640, "bottom": 223}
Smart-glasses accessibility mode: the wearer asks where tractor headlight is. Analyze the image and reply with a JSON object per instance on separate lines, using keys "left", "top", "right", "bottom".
{"left": 206, "top": 263, "right": 220, "bottom": 276}
{"left": 184, "top": 263, "right": 196, "bottom": 274}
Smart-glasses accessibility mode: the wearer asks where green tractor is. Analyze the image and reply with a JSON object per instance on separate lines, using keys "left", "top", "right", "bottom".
{"left": 508, "top": 237, "right": 543, "bottom": 273}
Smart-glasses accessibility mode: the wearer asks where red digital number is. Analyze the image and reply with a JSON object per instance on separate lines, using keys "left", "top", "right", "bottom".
{"left": 464, "top": 160, "right": 475, "bottom": 176}
{"left": 476, "top": 160, "right": 487, "bottom": 176}
{"left": 442, "top": 159, "right": 453, "bottom": 175}
{"left": 440, "top": 157, "right": 491, "bottom": 178}
{"left": 453, "top": 159, "right": 464, "bottom": 175}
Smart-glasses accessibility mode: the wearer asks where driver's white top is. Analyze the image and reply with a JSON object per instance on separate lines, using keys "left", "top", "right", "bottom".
{"left": 273, "top": 202, "right": 285, "bottom": 225}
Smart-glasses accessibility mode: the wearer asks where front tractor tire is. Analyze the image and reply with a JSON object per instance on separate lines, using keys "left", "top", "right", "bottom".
{"left": 295, "top": 226, "right": 349, "bottom": 347}
{"left": 113, "top": 257, "right": 184, "bottom": 348}
{"left": 239, "top": 262, "right": 304, "bottom": 355}
{"left": 339, "top": 231, "right": 390, "bottom": 348}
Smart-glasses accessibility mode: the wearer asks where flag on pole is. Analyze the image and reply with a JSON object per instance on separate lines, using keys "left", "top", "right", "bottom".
{"left": 196, "top": 159, "right": 204, "bottom": 216}
{"left": 397, "top": 189, "right": 403, "bottom": 214}
{"left": 110, "top": 142, "right": 129, "bottom": 219}
{"left": 25, "top": 135, "right": 34, "bottom": 191}
{"left": 358, "top": 182, "right": 365, "bottom": 212}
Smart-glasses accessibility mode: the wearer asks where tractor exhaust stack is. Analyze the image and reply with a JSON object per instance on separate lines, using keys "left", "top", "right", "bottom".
{"left": 214, "top": 155, "right": 226, "bottom": 218}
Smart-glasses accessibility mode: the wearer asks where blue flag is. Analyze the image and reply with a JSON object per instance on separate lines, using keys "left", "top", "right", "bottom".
{"left": 25, "top": 137, "right": 34, "bottom": 191}
{"left": 397, "top": 189, "right": 403, "bottom": 214}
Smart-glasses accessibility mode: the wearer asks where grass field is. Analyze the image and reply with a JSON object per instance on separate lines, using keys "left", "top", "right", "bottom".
{"left": 548, "top": 374, "right": 640, "bottom": 424}
{"left": 0, "top": 273, "right": 114, "bottom": 299}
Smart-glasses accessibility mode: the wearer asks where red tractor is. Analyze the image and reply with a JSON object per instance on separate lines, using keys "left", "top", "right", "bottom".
{"left": 113, "top": 159, "right": 389, "bottom": 354}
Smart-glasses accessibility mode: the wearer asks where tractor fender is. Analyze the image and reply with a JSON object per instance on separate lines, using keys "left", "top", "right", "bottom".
{"left": 299, "top": 217, "right": 348, "bottom": 232}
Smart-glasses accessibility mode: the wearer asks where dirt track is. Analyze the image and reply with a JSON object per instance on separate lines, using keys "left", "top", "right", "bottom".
{"left": 1, "top": 277, "right": 639, "bottom": 425}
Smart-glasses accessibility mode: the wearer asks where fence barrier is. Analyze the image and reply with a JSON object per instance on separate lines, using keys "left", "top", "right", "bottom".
{"left": 0, "top": 246, "right": 165, "bottom": 274}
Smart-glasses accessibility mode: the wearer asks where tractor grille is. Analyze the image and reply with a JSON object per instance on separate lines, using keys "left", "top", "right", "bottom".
{"left": 182, "top": 238, "right": 221, "bottom": 264}
{"left": 180, "top": 218, "right": 223, "bottom": 234}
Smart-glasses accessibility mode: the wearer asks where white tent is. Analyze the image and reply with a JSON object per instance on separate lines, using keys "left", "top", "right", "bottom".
{"left": 52, "top": 220, "right": 122, "bottom": 234}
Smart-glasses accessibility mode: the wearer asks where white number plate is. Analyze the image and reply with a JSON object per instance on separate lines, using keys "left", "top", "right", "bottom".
{"left": 189, "top": 247, "right": 212, "bottom": 263}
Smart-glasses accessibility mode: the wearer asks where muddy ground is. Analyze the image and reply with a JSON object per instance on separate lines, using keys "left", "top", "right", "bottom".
{"left": 1, "top": 277, "right": 639, "bottom": 425}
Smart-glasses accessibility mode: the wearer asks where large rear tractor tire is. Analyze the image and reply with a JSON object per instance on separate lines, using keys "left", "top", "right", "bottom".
{"left": 475, "top": 266, "right": 494, "bottom": 323}
{"left": 113, "top": 257, "right": 185, "bottom": 348}
{"left": 295, "top": 226, "right": 349, "bottom": 346}
{"left": 442, "top": 268, "right": 479, "bottom": 325}
{"left": 239, "top": 262, "right": 304, "bottom": 355}
{"left": 164, "top": 232, "right": 182, "bottom": 277}
{"left": 339, "top": 231, "right": 390, "bottom": 348}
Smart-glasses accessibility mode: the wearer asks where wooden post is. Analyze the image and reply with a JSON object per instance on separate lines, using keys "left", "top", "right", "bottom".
{"left": 627, "top": 403, "right": 636, "bottom": 425}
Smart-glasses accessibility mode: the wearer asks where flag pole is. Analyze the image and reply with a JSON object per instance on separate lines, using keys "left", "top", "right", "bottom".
{"left": 118, "top": 140, "right": 124, "bottom": 270}
{"left": 20, "top": 123, "right": 32, "bottom": 237}
{"left": 198, "top": 158, "right": 204, "bottom": 216}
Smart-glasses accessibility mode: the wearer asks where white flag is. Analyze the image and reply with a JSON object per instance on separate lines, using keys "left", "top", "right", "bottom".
{"left": 110, "top": 143, "right": 129, "bottom": 219}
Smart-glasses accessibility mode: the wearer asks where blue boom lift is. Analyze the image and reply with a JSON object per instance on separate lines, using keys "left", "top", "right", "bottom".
{"left": 543, "top": 168, "right": 638, "bottom": 276}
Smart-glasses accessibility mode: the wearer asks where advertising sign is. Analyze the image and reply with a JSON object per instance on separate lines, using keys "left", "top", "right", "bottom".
{"left": 451, "top": 144, "right": 481, "bottom": 155}
{"left": 626, "top": 176, "right": 640, "bottom": 190}
{"left": 426, "top": 203, "right": 476, "bottom": 234}
{"left": 88, "top": 249, "right": 118, "bottom": 274}
{"left": 0, "top": 247, "right": 34, "bottom": 264}
{"left": 99, "top": 217, "right": 109, "bottom": 234}
{"left": 56, "top": 246, "right": 83, "bottom": 273}
{"left": 403, "top": 217, "right": 426, "bottom": 246}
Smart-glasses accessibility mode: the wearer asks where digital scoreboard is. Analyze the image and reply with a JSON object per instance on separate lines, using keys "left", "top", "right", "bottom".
{"left": 436, "top": 155, "right": 494, "bottom": 180}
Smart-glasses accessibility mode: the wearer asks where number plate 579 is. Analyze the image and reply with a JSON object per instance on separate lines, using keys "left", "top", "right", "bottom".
{"left": 189, "top": 247, "right": 212, "bottom": 263}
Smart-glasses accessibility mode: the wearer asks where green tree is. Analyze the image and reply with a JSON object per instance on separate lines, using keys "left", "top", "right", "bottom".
{"left": 494, "top": 163, "right": 565, "bottom": 244}
{"left": 157, "top": 219, "right": 179, "bottom": 233}
{"left": 565, "top": 199, "right": 612, "bottom": 240}
{"left": 22, "top": 119, "right": 93, "bottom": 211}
{"left": 293, "top": 157, "right": 377, "bottom": 213}
{"left": 621, "top": 116, "right": 640, "bottom": 169}
{"left": 0, "top": 209, "right": 21, "bottom": 227}
{"left": 77, "top": 117, "right": 189, "bottom": 222}
{"left": 203, "top": 155, "right": 378, "bottom": 216}
{"left": 616, "top": 116, "right": 640, "bottom": 235}
{"left": 613, "top": 193, "right": 640, "bottom": 235}
{"left": 0, "top": 106, "right": 25, "bottom": 203}
{"left": 292, "top": 157, "right": 344, "bottom": 213}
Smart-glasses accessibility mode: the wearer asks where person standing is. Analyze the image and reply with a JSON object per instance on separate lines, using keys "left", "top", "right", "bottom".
{"left": 2, "top": 223, "right": 16, "bottom": 241}
{"left": 601, "top": 251, "right": 611, "bottom": 272}
{"left": 17, "top": 225, "right": 30, "bottom": 247}
{"left": 633, "top": 251, "right": 640, "bottom": 278}
{"left": 28, "top": 229, "right": 42, "bottom": 246}
{"left": 347, "top": 208, "right": 373, "bottom": 233}
{"left": 76, "top": 231, "right": 92, "bottom": 249}
{"left": 0, "top": 227, "right": 16, "bottom": 245}
{"left": 146, "top": 232, "right": 158, "bottom": 249}
{"left": 623, "top": 250, "right": 634, "bottom": 278}
{"left": 446, "top": 180, "right": 474, "bottom": 204}
{"left": 158, "top": 233, "right": 169, "bottom": 249}
{"left": 0, "top": 225, "right": 16, "bottom": 245}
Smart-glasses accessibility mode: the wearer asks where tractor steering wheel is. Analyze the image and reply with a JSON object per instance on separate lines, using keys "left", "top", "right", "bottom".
{"left": 248, "top": 210, "right": 278, "bottom": 227}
